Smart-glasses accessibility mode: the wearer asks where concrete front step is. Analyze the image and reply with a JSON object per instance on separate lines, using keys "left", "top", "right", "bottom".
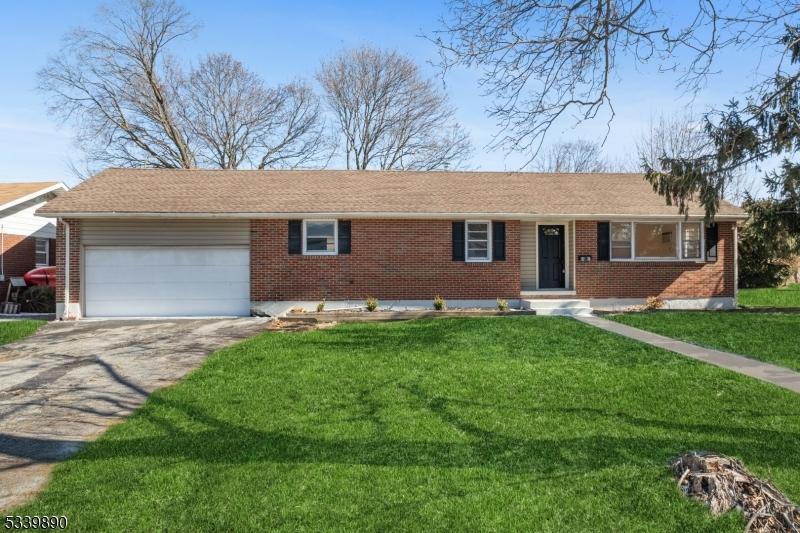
{"left": 521, "top": 299, "right": 593, "bottom": 316}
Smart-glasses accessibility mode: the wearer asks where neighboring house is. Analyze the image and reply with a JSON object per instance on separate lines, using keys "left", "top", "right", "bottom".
{"left": 0, "top": 182, "right": 67, "bottom": 293}
{"left": 36, "top": 169, "right": 746, "bottom": 319}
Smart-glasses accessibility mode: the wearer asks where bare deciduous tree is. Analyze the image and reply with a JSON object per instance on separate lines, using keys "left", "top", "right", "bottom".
{"left": 183, "top": 54, "right": 329, "bottom": 169}
{"left": 433, "top": 1, "right": 800, "bottom": 162}
{"left": 535, "top": 140, "right": 609, "bottom": 172}
{"left": 317, "top": 46, "right": 472, "bottom": 170}
{"left": 39, "top": 0, "right": 328, "bottom": 171}
{"left": 39, "top": 0, "right": 197, "bottom": 169}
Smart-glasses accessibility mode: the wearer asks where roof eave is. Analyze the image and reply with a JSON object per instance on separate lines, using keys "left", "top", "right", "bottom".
{"left": 1, "top": 183, "right": 68, "bottom": 213}
{"left": 35, "top": 210, "right": 749, "bottom": 221}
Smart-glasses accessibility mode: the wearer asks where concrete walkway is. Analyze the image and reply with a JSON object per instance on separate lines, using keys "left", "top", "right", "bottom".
{"left": 0, "top": 318, "right": 269, "bottom": 510}
{"left": 576, "top": 315, "right": 800, "bottom": 394}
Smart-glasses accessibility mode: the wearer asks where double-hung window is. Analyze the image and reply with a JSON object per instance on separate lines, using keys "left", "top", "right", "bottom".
{"left": 35, "top": 238, "right": 49, "bottom": 266}
{"left": 681, "top": 222, "right": 702, "bottom": 259}
{"left": 303, "top": 220, "right": 337, "bottom": 255}
{"left": 610, "top": 222, "right": 632, "bottom": 259}
{"left": 610, "top": 221, "right": 703, "bottom": 261}
{"left": 465, "top": 221, "right": 491, "bottom": 262}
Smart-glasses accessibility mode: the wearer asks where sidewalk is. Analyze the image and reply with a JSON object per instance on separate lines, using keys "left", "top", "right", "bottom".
{"left": 576, "top": 315, "right": 800, "bottom": 394}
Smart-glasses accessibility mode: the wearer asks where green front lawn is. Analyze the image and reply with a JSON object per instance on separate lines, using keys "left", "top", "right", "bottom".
{"left": 0, "top": 319, "right": 45, "bottom": 345}
{"left": 738, "top": 283, "right": 800, "bottom": 308}
{"left": 16, "top": 318, "right": 800, "bottom": 531}
{"left": 610, "top": 311, "right": 800, "bottom": 372}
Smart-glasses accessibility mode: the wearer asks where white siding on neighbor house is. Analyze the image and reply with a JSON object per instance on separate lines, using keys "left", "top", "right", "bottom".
{"left": 84, "top": 246, "right": 250, "bottom": 317}
{"left": 520, "top": 221, "right": 537, "bottom": 291}
{"left": 81, "top": 219, "right": 250, "bottom": 246}
{"left": 0, "top": 200, "right": 57, "bottom": 238}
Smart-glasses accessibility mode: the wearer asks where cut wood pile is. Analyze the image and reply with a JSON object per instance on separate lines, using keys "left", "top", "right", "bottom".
{"left": 671, "top": 452, "right": 800, "bottom": 532}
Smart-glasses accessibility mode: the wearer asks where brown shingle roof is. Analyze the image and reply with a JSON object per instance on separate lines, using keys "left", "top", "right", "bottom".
{"left": 0, "top": 182, "right": 61, "bottom": 207}
{"left": 37, "top": 168, "right": 746, "bottom": 219}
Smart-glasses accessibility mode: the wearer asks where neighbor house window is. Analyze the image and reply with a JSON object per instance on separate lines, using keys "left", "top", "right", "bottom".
{"left": 303, "top": 220, "right": 337, "bottom": 255}
{"left": 634, "top": 223, "right": 678, "bottom": 259}
{"left": 465, "top": 221, "right": 491, "bottom": 262}
{"left": 682, "top": 222, "right": 702, "bottom": 259}
{"left": 35, "top": 238, "right": 49, "bottom": 266}
{"left": 609, "top": 221, "right": 703, "bottom": 261}
{"left": 610, "top": 222, "right": 632, "bottom": 259}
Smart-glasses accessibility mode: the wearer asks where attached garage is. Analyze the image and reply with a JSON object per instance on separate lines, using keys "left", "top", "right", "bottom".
{"left": 81, "top": 220, "right": 250, "bottom": 317}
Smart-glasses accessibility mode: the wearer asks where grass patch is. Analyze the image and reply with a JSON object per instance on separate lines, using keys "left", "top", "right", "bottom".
{"left": 15, "top": 317, "right": 800, "bottom": 531}
{"left": 610, "top": 311, "right": 800, "bottom": 372}
{"left": 0, "top": 319, "right": 45, "bottom": 345}
{"left": 738, "top": 284, "right": 800, "bottom": 308}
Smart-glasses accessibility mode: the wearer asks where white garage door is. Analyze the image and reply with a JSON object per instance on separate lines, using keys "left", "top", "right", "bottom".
{"left": 84, "top": 246, "right": 250, "bottom": 317}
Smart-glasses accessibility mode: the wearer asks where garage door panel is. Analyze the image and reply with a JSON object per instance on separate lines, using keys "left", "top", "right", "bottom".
{"left": 85, "top": 281, "right": 249, "bottom": 301}
{"left": 87, "top": 298, "right": 250, "bottom": 318}
{"left": 85, "top": 246, "right": 250, "bottom": 317}
{"left": 86, "top": 265, "right": 251, "bottom": 284}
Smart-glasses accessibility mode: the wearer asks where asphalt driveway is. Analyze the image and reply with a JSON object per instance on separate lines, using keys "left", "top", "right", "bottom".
{"left": 0, "top": 318, "right": 269, "bottom": 510}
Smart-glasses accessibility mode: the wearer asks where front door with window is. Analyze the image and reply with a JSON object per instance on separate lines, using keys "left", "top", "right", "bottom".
{"left": 538, "top": 225, "right": 565, "bottom": 289}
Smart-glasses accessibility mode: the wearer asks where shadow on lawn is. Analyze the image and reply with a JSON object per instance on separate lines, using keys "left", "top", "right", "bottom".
{"left": 3, "top": 317, "right": 799, "bottom": 495}
{"left": 3, "top": 377, "right": 799, "bottom": 479}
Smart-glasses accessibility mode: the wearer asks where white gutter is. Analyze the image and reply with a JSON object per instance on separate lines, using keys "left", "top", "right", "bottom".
{"left": 62, "top": 219, "right": 70, "bottom": 320}
{"left": 35, "top": 211, "right": 750, "bottom": 221}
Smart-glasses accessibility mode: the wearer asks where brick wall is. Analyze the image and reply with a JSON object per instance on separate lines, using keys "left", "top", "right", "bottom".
{"left": 1, "top": 234, "right": 36, "bottom": 296}
{"left": 251, "top": 219, "right": 521, "bottom": 301}
{"left": 55, "top": 219, "right": 81, "bottom": 303}
{"left": 574, "top": 220, "right": 736, "bottom": 298}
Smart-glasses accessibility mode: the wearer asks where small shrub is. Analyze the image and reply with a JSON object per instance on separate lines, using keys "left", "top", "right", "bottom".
{"left": 644, "top": 296, "right": 665, "bottom": 310}
{"left": 433, "top": 295, "right": 447, "bottom": 311}
{"left": 316, "top": 299, "right": 326, "bottom": 312}
{"left": 365, "top": 297, "right": 379, "bottom": 312}
{"left": 496, "top": 298, "right": 509, "bottom": 311}
{"left": 20, "top": 285, "right": 55, "bottom": 313}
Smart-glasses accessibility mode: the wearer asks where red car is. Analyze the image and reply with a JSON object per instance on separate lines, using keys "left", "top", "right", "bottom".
{"left": 23, "top": 266, "right": 56, "bottom": 288}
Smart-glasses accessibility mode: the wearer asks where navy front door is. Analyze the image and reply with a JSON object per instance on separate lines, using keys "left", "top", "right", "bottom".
{"left": 538, "top": 225, "right": 565, "bottom": 289}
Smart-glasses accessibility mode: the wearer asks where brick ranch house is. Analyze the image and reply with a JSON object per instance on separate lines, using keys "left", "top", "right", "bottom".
{"left": 36, "top": 168, "right": 746, "bottom": 319}
{"left": 0, "top": 182, "right": 66, "bottom": 294}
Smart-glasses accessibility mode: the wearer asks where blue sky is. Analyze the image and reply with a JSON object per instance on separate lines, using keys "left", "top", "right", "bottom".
{"left": 0, "top": 1, "right": 773, "bottom": 189}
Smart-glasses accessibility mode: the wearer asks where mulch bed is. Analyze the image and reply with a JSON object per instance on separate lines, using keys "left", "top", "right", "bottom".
{"left": 284, "top": 309, "right": 537, "bottom": 322}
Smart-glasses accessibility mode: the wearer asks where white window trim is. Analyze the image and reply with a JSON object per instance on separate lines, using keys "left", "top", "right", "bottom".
{"left": 302, "top": 219, "right": 338, "bottom": 256}
{"left": 610, "top": 221, "right": 705, "bottom": 263}
{"left": 680, "top": 221, "right": 704, "bottom": 261}
{"left": 35, "top": 238, "right": 49, "bottom": 267}
{"left": 465, "top": 220, "right": 492, "bottom": 263}
{"left": 610, "top": 222, "right": 633, "bottom": 260}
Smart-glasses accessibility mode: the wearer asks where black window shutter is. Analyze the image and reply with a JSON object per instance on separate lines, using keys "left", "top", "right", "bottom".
{"left": 338, "top": 220, "right": 351, "bottom": 254}
{"left": 597, "top": 222, "right": 610, "bottom": 261}
{"left": 288, "top": 220, "right": 302, "bottom": 254}
{"left": 492, "top": 221, "right": 506, "bottom": 261}
{"left": 452, "top": 221, "right": 465, "bottom": 261}
{"left": 705, "top": 223, "right": 718, "bottom": 262}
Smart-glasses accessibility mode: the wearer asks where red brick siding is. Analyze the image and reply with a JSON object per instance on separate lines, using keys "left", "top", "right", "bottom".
{"left": 251, "top": 219, "right": 521, "bottom": 300}
{"left": 55, "top": 219, "right": 81, "bottom": 303}
{"left": 0, "top": 233, "right": 51, "bottom": 295}
{"left": 574, "top": 220, "right": 735, "bottom": 298}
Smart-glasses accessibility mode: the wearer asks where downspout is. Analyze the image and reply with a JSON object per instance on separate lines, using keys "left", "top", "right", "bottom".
{"left": 62, "top": 219, "right": 70, "bottom": 320}
{"left": 1, "top": 224, "right": 4, "bottom": 281}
